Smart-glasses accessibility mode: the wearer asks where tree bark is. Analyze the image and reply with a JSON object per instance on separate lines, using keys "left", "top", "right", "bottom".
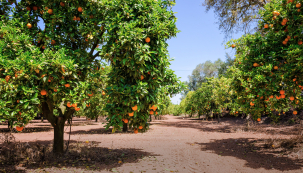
{"left": 149, "top": 115, "right": 152, "bottom": 122}
{"left": 95, "top": 116, "right": 98, "bottom": 122}
{"left": 218, "top": 113, "right": 220, "bottom": 123}
{"left": 53, "top": 117, "right": 65, "bottom": 153}
{"left": 123, "top": 122, "right": 128, "bottom": 132}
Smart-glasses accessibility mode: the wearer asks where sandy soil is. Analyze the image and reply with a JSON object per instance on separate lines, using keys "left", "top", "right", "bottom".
{"left": 1, "top": 115, "right": 303, "bottom": 173}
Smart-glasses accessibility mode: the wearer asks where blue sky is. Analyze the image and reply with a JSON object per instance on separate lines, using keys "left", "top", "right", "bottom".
{"left": 167, "top": 0, "right": 242, "bottom": 104}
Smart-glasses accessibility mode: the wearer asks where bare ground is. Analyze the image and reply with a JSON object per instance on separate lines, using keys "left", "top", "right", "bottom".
{"left": 1, "top": 115, "right": 303, "bottom": 173}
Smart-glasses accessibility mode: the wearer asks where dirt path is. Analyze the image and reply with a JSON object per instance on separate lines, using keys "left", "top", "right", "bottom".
{"left": 1, "top": 115, "right": 303, "bottom": 173}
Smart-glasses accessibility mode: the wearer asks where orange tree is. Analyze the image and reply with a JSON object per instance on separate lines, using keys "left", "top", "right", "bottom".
{"left": 100, "top": 0, "right": 184, "bottom": 133}
{"left": 227, "top": 0, "right": 303, "bottom": 121}
{"left": 74, "top": 62, "right": 111, "bottom": 121}
{"left": 0, "top": 0, "right": 112, "bottom": 153}
{"left": 181, "top": 91, "right": 197, "bottom": 117}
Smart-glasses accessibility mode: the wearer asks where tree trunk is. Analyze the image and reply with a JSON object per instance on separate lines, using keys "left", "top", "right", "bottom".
{"left": 149, "top": 115, "right": 152, "bottom": 122}
{"left": 53, "top": 117, "right": 65, "bottom": 153}
{"left": 123, "top": 122, "right": 128, "bottom": 132}
{"left": 95, "top": 116, "right": 98, "bottom": 122}
{"left": 7, "top": 120, "right": 11, "bottom": 130}
{"left": 218, "top": 113, "right": 220, "bottom": 123}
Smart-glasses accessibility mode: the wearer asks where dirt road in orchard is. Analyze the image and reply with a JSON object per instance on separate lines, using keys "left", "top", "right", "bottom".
{"left": 1, "top": 115, "right": 303, "bottom": 173}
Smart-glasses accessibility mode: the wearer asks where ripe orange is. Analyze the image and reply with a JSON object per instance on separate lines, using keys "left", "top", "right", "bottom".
{"left": 76, "top": 17, "right": 80, "bottom": 21}
{"left": 253, "top": 63, "right": 258, "bottom": 67}
{"left": 270, "top": 95, "right": 274, "bottom": 98}
{"left": 17, "top": 100, "right": 20, "bottom": 103}
{"left": 280, "top": 90, "right": 285, "bottom": 95}
{"left": 33, "top": 6, "right": 38, "bottom": 11}
{"left": 67, "top": 102, "right": 71, "bottom": 107}
{"left": 86, "top": 103, "right": 90, "bottom": 107}
{"left": 134, "top": 128, "right": 138, "bottom": 134}
{"left": 48, "top": 9, "right": 53, "bottom": 14}
{"left": 274, "top": 66, "right": 278, "bottom": 70}
{"left": 124, "top": 119, "right": 129, "bottom": 123}
{"left": 78, "top": 7, "right": 83, "bottom": 12}
{"left": 65, "top": 84, "right": 70, "bottom": 87}
{"left": 257, "top": 118, "right": 261, "bottom": 122}
{"left": 51, "top": 40, "right": 56, "bottom": 45}
{"left": 281, "top": 94, "right": 285, "bottom": 99}
{"left": 296, "top": 3, "right": 301, "bottom": 8}
{"left": 41, "top": 90, "right": 47, "bottom": 95}
{"left": 145, "top": 37, "right": 150, "bottom": 43}
{"left": 231, "top": 44, "right": 235, "bottom": 48}
{"left": 54, "top": 89, "right": 58, "bottom": 92}
{"left": 19, "top": 111, "right": 21, "bottom": 115}
{"left": 132, "top": 105, "right": 138, "bottom": 111}
{"left": 75, "top": 107, "right": 80, "bottom": 111}
{"left": 141, "top": 75, "right": 144, "bottom": 80}
{"left": 139, "top": 126, "right": 143, "bottom": 130}
{"left": 102, "top": 91, "right": 106, "bottom": 95}
{"left": 299, "top": 40, "right": 302, "bottom": 45}
{"left": 290, "top": 96, "right": 295, "bottom": 101}
{"left": 26, "top": 6, "right": 31, "bottom": 11}
{"left": 16, "top": 126, "right": 24, "bottom": 132}
{"left": 73, "top": 16, "right": 77, "bottom": 21}
{"left": 293, "top": 111, "right": 298, "bottom": 115}
{"left": 60, "top": 2, "right": 65, "bottom": 7}
{"left": 128, "top": 112, "right": 134, "bottom": 116}
{"left": 72, "top": 103, "right": 77, "bottom": 107}
{"left": 293, "top": 78, "right": 296, "bottom": 81}
{"left": 264, "top": 24, "right": 269, "bottom": 28}
{"left": 27, "top": 23, "right": 32, "bottom": 29}
{"left": 298, "top": 9, "right": 301, "bottom": 12}
{"left": 42, "top": 45, "right": 46, "bottom": 49}
{"left": 88, "top": 93, "right": 94, "bottom": 97}
{"left": 151, "top": 105, "right": 157, "bottom": 111}
{"left": 149, "top": 110, "right": 154, "bottom": 114}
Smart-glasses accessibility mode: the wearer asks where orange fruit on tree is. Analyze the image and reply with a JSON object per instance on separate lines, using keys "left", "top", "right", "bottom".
{"left": 26, "top": 6, "right": 31, "bottom": 11}
{"left": 281, "top": 94, "right": 285, "bottom": 99}
{"left": 54, "top": 89, "right": 58, "bottom": 92}
{"left": 149, "top": 110, "right": 154, "bottom": 114}
{"left": 42, "top": 45, "right": 46, "bottom": 49}
{"left": 257, "top": 118, "right": 261, "bottom": 122}
{"left": 141, "top": 75, "right": 144, "bottom": 80}
{"left": 78, "top": 7, "right": 83, "bottom": 12}
{"left": 76, "top": 17, "right": 80, "bottom": 21}
{"left": 67, "top": 102, "right": 71, "bottom": 107}
{"left": 33, "top": 6, "right": 38, "bottom": 11}
{"left": 151, "top": 105, "right": 157, "bottom": 111}
{"left": 19, "top": 111, "right": 21, "bottom": 115}
{"left": 274, "top": 66, "right": 278, "bottom": 69}
{"left": 299, "top": 40, "right": 302, "bottom": 45}
{"left": 124, "top": 119, "right": 129, "bottom": 123}
{"left": 73, "top": 16, "right": 77, "bottom": 21}
{"left": 145, "top": 37, "right": 150, "bottom": 43}
{"left": 65, "top": 84, "right": 70, "bottom": 87}
{"left": 231, "top": 44, "right": 235, "bottom": 48}
{"left": 17, "top": 100, "right": 20, "bottom": 103}
{"left": 290, "top": 96, "right": 295, "bottom": 101}
{"left": 5, "top": 75, "right": 11, "bottom": 82}
{"left": 139, "top": 126, "right": 143, "bottom": 130}
{"left": 253, "top": 63, "right": 258, "bottom": 67}
{"left": 14, "top": 73, "right": 17, "bottom": 78}
{"left": 60, "top": 2, "right": 65, "bottom": 7}
{"left": 27, "top": 23, "right": 32, "bottom": 29}
{"left": 48, "top": 9, "right": 53, "bottom": 14}
{"left": 75, "top": 107, "right": 80, "bottom": 111}
{"left": 134, "top": 128, "right": 138, "bottom": 134}
{"left": 72, "top": 103, "right": 77, "bottom": 107}
{"left": 128, "top": 112, "right": 134, "bottom": 116}
{"left": 293, "top": 111, "right": 298, "bottom": 115}
{"left": 296, "top": 3, "right": 301, "bottom": 8}
{"left": 264, "top": 24, "right": 269, "bottom": 28}
{"left": 86, "top": 103, "right": 90, "bottom": 107}
{"left": 293, "top": 78, "right": 296, "bottom": 81}
{"left": 298, "top": 9, "right": 301, "bottom": 12}
{"left": 41, "top": 89, "right": 47, "bottom": 95}
{"left": 132, "top": 105, "right": 138, "bottom": 111}
{"left": 51, "top": 40, "right": 56, "bottom": 45}
{"left": 280, "top": 90, "right": 285, "bottom": 95}
{"left": 156, "top": 111, "right": 158, "bottom": 115}
{"left": 16, "top": 126, "right": 24, "bottom": 132}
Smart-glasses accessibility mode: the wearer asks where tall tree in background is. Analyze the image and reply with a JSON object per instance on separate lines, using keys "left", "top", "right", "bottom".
{"left": 202, "top": 0, "right": 268, "bottom": 39}
{"left": 218, "top": 53, "right": 234, "bottom": 77}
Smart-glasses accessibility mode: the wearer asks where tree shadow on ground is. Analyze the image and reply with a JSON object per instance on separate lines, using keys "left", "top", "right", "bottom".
{"left": 195, "top": 138, "right": 303, "bottom": 171}
{"left": 160, "top": 117, "right": 301, "bottom": 136}
{"left": 0, "top": 140, "right": 160, "bottom": 173}
{"left": 0, "top": 127, "right": 53, "bottom": 133}
{"left": 69, "top": 127, "right": 138, "bottom": 135}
